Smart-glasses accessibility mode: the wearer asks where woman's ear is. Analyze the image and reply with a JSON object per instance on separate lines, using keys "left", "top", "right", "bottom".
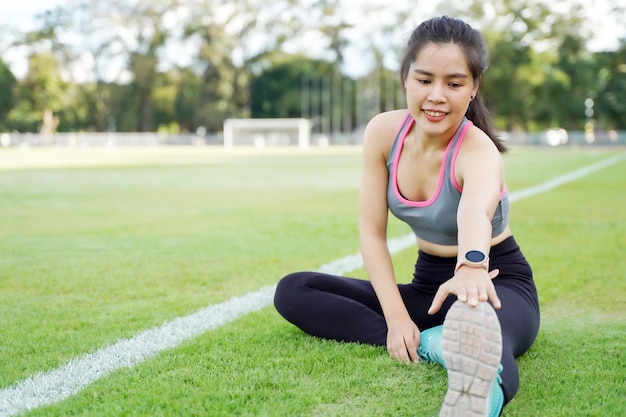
{"left": 472, "top": 79, "right": 481, "bottom": 99}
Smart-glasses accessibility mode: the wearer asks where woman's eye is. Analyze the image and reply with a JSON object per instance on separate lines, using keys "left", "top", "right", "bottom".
{"left": 418, "top": 79, "right": 431, "bottom": 84}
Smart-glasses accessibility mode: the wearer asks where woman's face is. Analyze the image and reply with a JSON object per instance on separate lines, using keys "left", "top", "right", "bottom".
{"left": 405, "top": 42, "right": 478, "bottom": 139}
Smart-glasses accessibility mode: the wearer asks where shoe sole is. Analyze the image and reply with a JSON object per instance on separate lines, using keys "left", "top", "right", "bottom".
{"left": 439, "top": 301, "right": 502, "bottom": 417}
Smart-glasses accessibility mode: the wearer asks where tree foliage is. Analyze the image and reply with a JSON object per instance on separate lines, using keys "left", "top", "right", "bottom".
{"left": 0, "top": 58, "right": 16, "bottom": 130}
{"left": 0, "top": 0, "right": 623, "bottom": 134}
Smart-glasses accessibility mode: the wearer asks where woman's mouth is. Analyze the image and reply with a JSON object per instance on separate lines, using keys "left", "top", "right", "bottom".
{"left": 423, "top": 109, "right": 447, "bottom": 121}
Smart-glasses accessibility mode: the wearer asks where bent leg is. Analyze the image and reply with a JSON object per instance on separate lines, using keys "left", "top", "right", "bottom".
{"left": 274, "top": 271, "right": 388, "bottom": 345}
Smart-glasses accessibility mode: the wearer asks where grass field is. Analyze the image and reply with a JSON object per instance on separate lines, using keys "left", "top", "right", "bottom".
{"left": 0, "top": 145, "right": 624, "bottom": 416}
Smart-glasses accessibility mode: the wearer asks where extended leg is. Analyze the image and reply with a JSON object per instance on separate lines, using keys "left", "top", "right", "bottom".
{"left": 439, "top": 301, "right": 503, "bottom": 417}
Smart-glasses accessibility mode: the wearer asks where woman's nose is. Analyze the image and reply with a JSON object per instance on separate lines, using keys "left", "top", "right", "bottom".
{"left": 427, "top": 82, "right": 445, "bottom": 103}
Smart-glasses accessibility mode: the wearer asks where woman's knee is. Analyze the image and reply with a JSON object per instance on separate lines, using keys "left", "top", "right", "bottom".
{"left": 273, "top": 271, "right": 312, "bottom": 316}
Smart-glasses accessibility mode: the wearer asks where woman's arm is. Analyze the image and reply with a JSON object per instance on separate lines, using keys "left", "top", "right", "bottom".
{"left": 359, "top": 112, "right": 420, "bottom": 364}
{"left": 429, "top": 127, "right": 503, "bottom": 314}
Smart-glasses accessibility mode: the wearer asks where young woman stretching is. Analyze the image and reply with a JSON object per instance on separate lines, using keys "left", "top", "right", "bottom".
{"left": 274, "top": 15, "right": 540, "bottom": 417}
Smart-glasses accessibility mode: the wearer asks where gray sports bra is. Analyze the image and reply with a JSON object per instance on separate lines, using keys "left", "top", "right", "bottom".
{"left": 386, "top": 113, "right": 509, "bottom": 245}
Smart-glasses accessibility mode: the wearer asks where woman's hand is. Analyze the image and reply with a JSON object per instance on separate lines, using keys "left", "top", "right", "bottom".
{"left": 386, "top": 316, "right": 421, "bottom": 364}
{"left": 428, "top": 268, "right": 501, "bottom": 315}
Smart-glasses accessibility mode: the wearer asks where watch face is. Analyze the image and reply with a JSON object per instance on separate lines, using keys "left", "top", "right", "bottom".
{"left": 466, "top": 250, "right": 486, "bottom": 263}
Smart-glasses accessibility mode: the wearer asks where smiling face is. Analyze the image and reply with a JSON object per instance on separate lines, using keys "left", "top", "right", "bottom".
{"left": 405, "top": 42, "right": 478, "bottom": 141}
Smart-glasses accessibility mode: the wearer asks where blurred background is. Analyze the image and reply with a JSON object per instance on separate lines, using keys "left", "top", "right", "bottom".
{"left": 0, "top": 0, "right": 624, "bottom": 147}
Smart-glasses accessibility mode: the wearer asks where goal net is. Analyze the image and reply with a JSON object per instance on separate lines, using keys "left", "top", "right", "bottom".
{"left": 223, "top": 118, "right": 312, "bottom": 149}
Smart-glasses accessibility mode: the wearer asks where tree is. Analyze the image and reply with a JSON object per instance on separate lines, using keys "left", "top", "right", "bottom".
{"left": 173, "top": 67, "right": 202, "bottom": 133}
{"left": 1, "top": 0, "right": 624, "bottom": 133}
{"left": 152, "top": 70, "right": 178, "bottom": 132}
{"left": 9, "top": 52, "right": 66, "bottom": 135}
{"left": 481, "top": 32, "right": 533, "bottom": 130}
{"left": 65, "top": 0, "right": 133, "bottom": 131}
{"left": 439, "top": 0, "right": 590, "bottom": 131}
{"left": 594, "top": 43, "right": 626, "bottom": 129}
{"left": 251, "top": 54, "right": 313, "bottom": 119}
{"left": 183, "top": 0, "right": 305, "bottom": 131}
{"left": 47, "top": 0, "right": 184, "bottom": 132}
{"left": 124, "top": 0, "right": 178, "bottom": 131}
{"left": 250, "top": 54, "right": 344, "bottom": 127}
{"left": 0, "top": 59, "right": 16, "bottom": 131}
{"left": 5, "top": 5, "right": 74, "bottom": 133}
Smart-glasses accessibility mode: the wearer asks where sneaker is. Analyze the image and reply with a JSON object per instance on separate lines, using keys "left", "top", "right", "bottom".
{"left": 439, "top": 300, "right": 503, "bottom": 417}
{"left": 417, "top": 325, "right": 445, "bottom": 367}
{"left": 487, "top": 369, "right": 505, "bottom": 417}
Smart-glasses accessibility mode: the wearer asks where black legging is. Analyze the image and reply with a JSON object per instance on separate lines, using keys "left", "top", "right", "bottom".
{"left": 274, "top": 236, "right": 540, "bottom": 404}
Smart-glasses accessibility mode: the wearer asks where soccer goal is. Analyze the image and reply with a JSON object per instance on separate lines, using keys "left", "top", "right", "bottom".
{"left": 223, "top": 118, "right": 312, "bottom": 149}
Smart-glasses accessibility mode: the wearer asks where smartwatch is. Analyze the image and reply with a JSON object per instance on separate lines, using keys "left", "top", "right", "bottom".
{"left": 455, "top": 250, "right": 489, "bottom": 273}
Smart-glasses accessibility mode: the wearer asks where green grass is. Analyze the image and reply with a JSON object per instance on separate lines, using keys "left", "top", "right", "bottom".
{"left": 0, "top": 146, "right": 624, "bottom": 416}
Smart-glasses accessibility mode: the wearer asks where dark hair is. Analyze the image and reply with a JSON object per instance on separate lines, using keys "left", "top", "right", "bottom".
{"left": 400, "top": 16, "right": 507, "bottom": 152}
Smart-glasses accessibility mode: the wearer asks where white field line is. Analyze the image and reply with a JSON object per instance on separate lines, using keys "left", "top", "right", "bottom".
{"left": 0, "top": 152, "right": 624, "bottom": 417}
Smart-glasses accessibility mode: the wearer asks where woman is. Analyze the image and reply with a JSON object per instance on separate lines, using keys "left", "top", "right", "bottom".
{"left": 274, "top": 16, "right": 540, "bottom": 417}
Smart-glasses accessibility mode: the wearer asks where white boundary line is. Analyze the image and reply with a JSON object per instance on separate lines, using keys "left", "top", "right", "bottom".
{"left": 0, "top": 152, "right": 624, "bottom": 416}
{"left": 505, "top": 152, "right": 626, "bottom": 202}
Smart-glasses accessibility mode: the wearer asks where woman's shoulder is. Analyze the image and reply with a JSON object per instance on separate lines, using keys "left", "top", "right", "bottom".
{"left": 363, "top": 110, "right": 410, "bottom": 150}
{"left": 462, "top": 124, "right": 503, "bottom": 157}
{"left": 456, "top": 124, "right": 504, "bottom": 177}
{"left": 366, "top": 109, "right": 410, "bottom": 131}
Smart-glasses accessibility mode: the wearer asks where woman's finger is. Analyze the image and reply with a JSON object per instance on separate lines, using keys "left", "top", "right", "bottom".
{"left": 428, "top": 285, "right": 449, "bottom": 315}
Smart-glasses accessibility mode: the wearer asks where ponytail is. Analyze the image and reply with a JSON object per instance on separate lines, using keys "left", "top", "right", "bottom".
{"left": 466, "top": 91, "right": 508, "bottom": 153}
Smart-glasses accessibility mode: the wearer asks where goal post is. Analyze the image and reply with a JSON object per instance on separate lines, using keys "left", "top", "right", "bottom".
{"left": 223, "top": 118, "right": 312, "bottom": 150}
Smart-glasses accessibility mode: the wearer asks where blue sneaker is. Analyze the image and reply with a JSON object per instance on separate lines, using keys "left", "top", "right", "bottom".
{"left": 487, "top": 368, "right": 504, "bottom": 417}
{"left": 417, "top": 325, "right": 445, "bottom": 367}
{"left": 439, "top": 300, "right": 504, "bottom": 417}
